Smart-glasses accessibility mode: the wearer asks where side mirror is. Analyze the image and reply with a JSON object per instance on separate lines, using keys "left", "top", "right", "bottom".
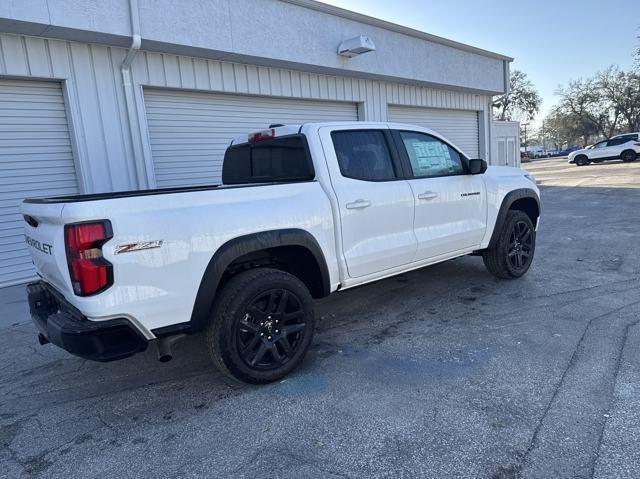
{"left": 468, "top": 158, "right": 487, "bottom": 175}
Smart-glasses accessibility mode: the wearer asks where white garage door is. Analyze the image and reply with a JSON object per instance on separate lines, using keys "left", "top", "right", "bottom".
{"left": 388, "top": 105, "right": 480, "bottom": 158}
{"left": 144, "top": 89, "right": 359, "bottom": 188}
{"left": 0, "top": 79, "right": 79, "bottom": 287}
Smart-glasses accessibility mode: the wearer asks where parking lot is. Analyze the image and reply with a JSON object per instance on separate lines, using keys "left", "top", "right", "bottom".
{"left": 1, "top": 157, "right": 640, "bottom": 479}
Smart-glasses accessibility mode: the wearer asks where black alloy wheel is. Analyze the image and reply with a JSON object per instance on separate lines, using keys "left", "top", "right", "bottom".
{"left": 237, "top": 288, "right": 307, "bottom": 370}
{"left": 206, "top": 268, "right": 315, "bottom": 384}
{"left": 482, "top": 209, "right": 536, "bottom": 279}
{"left": 507, "top": 220, "right": 534, "bottom": 271}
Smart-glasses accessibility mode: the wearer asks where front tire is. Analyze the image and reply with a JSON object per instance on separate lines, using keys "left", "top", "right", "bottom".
{"left": 574, "top": 155, "right": 590, "bottom": 166}
{"left": 483, "top": 210, "right": 536, "bottom": 279}
{"left": 206, "top": 268, "right": 315, "bottom": 384}
{"left": 621, "top": 150, "right": 637, "bottom": 163}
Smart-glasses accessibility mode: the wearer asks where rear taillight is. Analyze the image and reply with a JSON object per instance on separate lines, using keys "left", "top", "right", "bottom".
{"left": 64, "top": 221, "right": 113, "bottom": 296}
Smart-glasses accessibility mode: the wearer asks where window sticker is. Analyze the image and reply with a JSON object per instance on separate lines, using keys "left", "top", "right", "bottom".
{"left": 405, "top": 138, "right": 452, "bottom": 174}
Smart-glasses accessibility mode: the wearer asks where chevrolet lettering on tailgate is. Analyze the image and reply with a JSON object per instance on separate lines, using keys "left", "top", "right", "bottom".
{"left": 25, "top": 235, "right": 53, "bottom": 255}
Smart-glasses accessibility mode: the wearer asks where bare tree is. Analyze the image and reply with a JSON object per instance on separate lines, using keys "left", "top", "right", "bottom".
{"left": 544, "top": 107, "right": 596, "bottom": 149}
{"left": 493, "top": 70, "right": 542, "bottom": 122}
{"left": 556, "top": 78, "right": 621, "bottom": 141}
{"left": 546, "top": 38, "right": 640, "bottom": 147}
{"left": 597, "top": 67, "right": 640, "bottom": 132}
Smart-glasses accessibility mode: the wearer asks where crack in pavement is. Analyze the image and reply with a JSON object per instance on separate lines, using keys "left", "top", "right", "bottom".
{"left": 515, "top": 298, "right": 640, "bottom": 478}
{"left": 588, "top": 318, "right": 640, "bottom": 479}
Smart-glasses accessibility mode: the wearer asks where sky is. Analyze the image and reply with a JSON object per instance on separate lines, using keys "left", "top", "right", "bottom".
{"left": 323, "top": 0, "right": 639, "bottom": 127}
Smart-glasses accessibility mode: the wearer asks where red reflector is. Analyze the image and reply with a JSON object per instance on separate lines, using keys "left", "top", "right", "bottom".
{"left": 65, "top": 221, "right": 113, "bottom": 296}
{"left": 248, "top": 128, "right": 276, "bottom": 142}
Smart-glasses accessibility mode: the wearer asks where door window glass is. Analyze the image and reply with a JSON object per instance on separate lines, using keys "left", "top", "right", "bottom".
{"left": 331, "top": 130, "right": 397, "bottom": 181}
{"left": 399, "top": 131, "right": 464, "bottom": 178}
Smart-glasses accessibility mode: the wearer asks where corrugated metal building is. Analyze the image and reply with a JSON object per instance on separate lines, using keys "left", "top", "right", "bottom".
{"left": 0, "top": 0, "right": 514, "bottom": 286}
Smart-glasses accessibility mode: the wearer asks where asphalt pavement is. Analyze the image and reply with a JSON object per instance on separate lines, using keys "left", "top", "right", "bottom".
{"left": 1, "top": 157, "right": 640, "bottom": 478}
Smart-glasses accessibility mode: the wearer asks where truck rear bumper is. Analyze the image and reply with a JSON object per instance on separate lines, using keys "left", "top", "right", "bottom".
{"left": 27, "top": 281, "right": 148, "bottom": 362}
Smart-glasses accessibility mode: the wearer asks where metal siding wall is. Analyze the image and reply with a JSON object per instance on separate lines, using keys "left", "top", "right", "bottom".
{"left": 0, "top": 32, "right": 491, "bottom": 193}
{"left": 0, "top": 34, "right": 137, "bottom": 193}
{"left": 131, "top": 51, "right": 491, "bottom": 183}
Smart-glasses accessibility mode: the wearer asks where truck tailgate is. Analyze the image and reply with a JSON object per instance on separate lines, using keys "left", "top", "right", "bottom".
{"left": 20, "top": 201, "right": 71, "bottom": 295}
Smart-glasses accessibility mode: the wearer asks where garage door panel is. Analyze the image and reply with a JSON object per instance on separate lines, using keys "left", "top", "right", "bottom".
{"left": 144, "top": 89, "right": 358, "bottom": 188}
{"left": 0, "top": 241, "right": 24, "bottom": 253}
{"left": 0, "top": 79, "right": 78, "bottom": 286}
{"left": 0, "top": 249, "right": 31, "bottom": 263}
{"left": 0, "top": 164, "right": 77, "bottom": 175}
{"left": 0, "top": 116, "right": 70, "bottom": 126}
{"left": 2, "top": 262, "right": 38, "bottom": 277}
{"left": 0, "top": 186, "right": 77, "bottom": 204}
{"left": 388, "top": 105, "right": 480, "bottom": 158}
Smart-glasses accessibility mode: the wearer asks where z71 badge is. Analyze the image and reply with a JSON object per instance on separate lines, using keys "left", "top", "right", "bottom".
{"left": 115, "top": 240, "right": 163, "bottom": 254}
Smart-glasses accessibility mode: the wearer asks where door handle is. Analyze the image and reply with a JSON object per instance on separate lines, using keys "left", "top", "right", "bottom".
{"left": 345, "top": 199, "right": 372, "bottom": 210}
{"left": 417, "top": 191, "right": 438, "bottom": 200}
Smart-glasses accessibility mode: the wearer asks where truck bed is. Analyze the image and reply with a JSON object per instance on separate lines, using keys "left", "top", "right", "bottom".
{"left": 23, "top": 184, "right": 221, "bottom": 203}
{"left": 23, "top": 180, "right": 316, "bottom": 204}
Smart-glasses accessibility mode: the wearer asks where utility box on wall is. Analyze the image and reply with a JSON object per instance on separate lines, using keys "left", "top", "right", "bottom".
{"left": 492, "top": 121, "right": 521, "bottom": 167}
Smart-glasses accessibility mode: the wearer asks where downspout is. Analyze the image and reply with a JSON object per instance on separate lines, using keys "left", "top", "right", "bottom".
{"left": 121, "top": 0, "right": 148, "bottom": 188}
{"left": 486, "top": 97, "right": 493, "bottom": 164}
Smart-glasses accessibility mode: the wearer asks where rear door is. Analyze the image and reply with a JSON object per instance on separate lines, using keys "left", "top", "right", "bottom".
{"left": 606, "top": 137, "right": 633, "bottom": 158}
{"left": 319, "top": 126, "right": 417, "bottom": 278}
{"left": 392, "top": 129, "right": 487, "bottom": 260}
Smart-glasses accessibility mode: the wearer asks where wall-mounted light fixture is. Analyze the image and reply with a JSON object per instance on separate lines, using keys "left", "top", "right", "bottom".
{"left": 337, "top": 35, "right": 376, "bottom": 58}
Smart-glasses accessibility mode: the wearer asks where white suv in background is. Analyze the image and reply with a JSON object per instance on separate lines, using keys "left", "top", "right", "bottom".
{"left": 568, "top": 133, "right": 640, "bottom": 166}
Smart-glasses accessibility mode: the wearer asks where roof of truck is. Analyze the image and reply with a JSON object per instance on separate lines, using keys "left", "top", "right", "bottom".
{"left": 230, "top": 121, "right": 447, "bottom": 146}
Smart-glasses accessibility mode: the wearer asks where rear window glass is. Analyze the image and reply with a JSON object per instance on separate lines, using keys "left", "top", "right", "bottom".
{"left": 222, "top": 135, "right": 314, "bottom": 184}
{"left": 616, "top": 134, "right": 638, "bottom": 142}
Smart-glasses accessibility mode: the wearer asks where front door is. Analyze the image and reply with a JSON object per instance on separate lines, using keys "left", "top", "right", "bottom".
{"left": 320, "top": 127, "right": 417, "bottom": 278}
{"left": 393, "top": 130, "right": 487, "bottom": 261}
{"left": 589, "top": 140, "right": 612, "bottom": 160}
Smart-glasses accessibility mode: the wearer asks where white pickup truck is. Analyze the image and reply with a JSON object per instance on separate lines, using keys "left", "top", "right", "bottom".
{"left": 22, "top": 122, "right": 540, "bottom": 383}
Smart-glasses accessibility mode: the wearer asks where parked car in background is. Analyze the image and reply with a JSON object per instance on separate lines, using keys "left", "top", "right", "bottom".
{"left": 568, "top": 133, "right": 640, "bottom": 166}
{"left": 551, "top": 146, "right": 580, "bottom": 158}
{"left": 22, "top": 122, "right": 540, "bottom": 384}
{"left": 520, "top": 151, "right": 534, "bottom": 162}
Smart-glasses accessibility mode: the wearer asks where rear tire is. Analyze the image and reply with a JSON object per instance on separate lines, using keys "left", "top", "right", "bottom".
{"left": 574, "top": 155, "right": 590, "bottom": 166}
{"left": 206, "top": 268, "right": 315, "bottom": 384}
{"left": 483, "top": 210, "right": 536, "bottom": 279}
{"left": 621, "top": 150, "right": 637, "bottom": 163}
